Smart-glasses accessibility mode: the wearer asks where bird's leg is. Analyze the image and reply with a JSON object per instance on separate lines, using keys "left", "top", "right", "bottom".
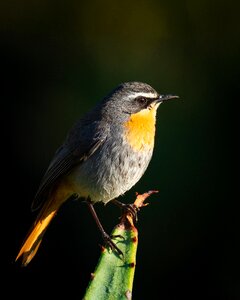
{"left": 86, "top": 200, "right": 123, "bottom": 257}
{"left": 112, "top": 199, "right": 139, "bottom": 223}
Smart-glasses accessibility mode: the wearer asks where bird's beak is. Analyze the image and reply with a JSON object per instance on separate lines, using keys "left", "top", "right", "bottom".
{"left": 157, "top": 94, "right": 179, "bottom": 103}
{"left": 150, "top": 94, "right": 179, "bottom": 109}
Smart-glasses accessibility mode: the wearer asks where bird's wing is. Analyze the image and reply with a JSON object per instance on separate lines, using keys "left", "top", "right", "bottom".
{"left": 31, "top": 119, "right": 108, "bottom": 211}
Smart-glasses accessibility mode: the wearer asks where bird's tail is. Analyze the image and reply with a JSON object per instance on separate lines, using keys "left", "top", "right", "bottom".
{"left": 16, "top": 184, "right": 72, "bottom": 266}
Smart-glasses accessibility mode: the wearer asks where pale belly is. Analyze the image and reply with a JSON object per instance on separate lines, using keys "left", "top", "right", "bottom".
{"left": 66, "top": 137, "right": 153, "bottom": 204}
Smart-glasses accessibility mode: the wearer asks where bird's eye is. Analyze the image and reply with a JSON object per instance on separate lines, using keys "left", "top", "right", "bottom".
{"left": 136, "top": 96, "right": 148, "bottom": 106}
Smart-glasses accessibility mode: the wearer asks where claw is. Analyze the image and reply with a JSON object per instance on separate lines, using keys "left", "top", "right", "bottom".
{"left": 111, "top": 234, "right": 125, "bottom": 240}
{"left": 124, "top": 204, "right": 139, "bottom": 222}
{"left": 113, "top": 200, "right": 139, "bottom": 223}
{"left": 102, "top": 232, "right": 124, "bottom": 258}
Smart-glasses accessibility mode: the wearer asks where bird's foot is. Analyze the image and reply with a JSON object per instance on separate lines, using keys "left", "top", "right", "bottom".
{"left": 112, "top": 200, "right": 139, "bottom": 223}
{"left": 102, "top": 231, "right": 124, "bottom": 257}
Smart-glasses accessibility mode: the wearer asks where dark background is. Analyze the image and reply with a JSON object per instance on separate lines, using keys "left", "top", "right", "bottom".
{"left": 2, "top": 0, "right": 239, "bottom": 299}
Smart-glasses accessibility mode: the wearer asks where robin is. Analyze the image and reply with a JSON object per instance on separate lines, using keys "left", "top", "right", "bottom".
{"left": 16, "top": 81, "right": 178, "bottom": 266}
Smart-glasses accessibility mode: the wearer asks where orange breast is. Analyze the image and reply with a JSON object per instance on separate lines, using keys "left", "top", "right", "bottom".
{"left": 124, "top": 108, "right": 157, "bottom": 151}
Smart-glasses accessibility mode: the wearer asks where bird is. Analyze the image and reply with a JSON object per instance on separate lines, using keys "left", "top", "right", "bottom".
{"left": 16, "top": 81, "right": 178, "bottom": 266}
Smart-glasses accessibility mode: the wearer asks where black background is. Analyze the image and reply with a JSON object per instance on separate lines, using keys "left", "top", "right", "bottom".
{"left": 2, "top": 0, "right": 239, "bottom": 299}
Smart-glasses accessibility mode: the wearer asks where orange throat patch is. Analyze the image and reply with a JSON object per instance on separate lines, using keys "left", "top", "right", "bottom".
{"left": 124, "top": 107, "right": 157, "bottom": 151}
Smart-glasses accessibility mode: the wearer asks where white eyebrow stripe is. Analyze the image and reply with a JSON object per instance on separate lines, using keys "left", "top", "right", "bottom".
{"left": 128, "top": 92, "right": 158, "bottom": 99}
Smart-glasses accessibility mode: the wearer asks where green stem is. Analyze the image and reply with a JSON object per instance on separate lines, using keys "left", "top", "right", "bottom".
{"left": 83, "top": 222, "right": 138, "bottom": 300}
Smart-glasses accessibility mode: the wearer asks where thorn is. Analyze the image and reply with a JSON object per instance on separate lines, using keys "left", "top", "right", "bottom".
{"left": 129, "top": 262, "right": 135, "bottom": 268}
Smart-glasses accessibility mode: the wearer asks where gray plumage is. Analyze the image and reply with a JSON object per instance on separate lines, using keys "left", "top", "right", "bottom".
{"left": 31, "top": 82, "right": 159, "bottom": 210}
{"left": 16, "top": 81, "right": 178, "bottom": 266}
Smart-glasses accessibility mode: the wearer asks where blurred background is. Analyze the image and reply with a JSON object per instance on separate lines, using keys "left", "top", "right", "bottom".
{"left": 2, "top": 0, "right": 239, "bottom": 298}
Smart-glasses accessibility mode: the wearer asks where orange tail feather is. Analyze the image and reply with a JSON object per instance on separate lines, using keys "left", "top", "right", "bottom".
{"left": 15, "top": 209, "right": 56, "bottom": 266}
{"left": 16, "top": 183, "right": 72, "bottom": 266}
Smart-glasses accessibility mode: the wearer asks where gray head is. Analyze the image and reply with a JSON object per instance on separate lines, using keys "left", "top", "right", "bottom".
{"left": 100, "top": 82, "right": 178, "bottom": 116}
